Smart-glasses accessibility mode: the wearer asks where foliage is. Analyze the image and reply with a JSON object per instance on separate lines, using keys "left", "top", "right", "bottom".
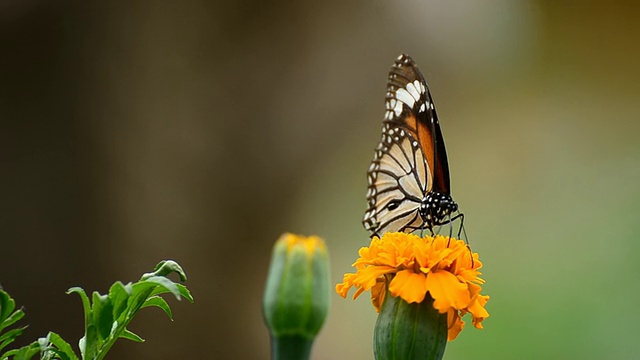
{"left": 0, "top": 260, "right": 193, "bottom": 360}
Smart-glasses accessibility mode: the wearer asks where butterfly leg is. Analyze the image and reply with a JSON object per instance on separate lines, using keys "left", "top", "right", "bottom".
{"left": 444, "top": 212, "right": 465, "bottom": 241}
{"left": 448, "top": 213, "right": 474, "bottom": 267}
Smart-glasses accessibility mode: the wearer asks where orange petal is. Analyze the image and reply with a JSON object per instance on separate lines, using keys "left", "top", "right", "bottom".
{"left": 469, "top": 294, "right": 490, "bottom": 328}
{"left": 335, "top": 273, "right": 358, "bottom": 298}
{"left": 335, "top": 282, "right": 351, "bottom": 298}
{"left": 370, "top": 277, "right": 387, "bottom": 313}
{"left": 388, "top": 270, "right": 427, "bottom": 303}
{"left": 350, "top": 266, "right": 395, "bottom": 290}
{"left": 426, "top": 270, "right": 470, "bottom": 312}
{"left": 447, "top": 308, "right": 465, "bottom": 341}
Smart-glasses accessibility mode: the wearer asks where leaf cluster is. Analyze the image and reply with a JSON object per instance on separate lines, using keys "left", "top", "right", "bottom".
{"left": 0, "top": 260, "right": 193, "bottom": 360}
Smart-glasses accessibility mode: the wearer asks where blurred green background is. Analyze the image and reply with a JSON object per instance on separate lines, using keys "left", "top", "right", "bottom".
{"left": 2, "top": 1, "right": 640, "bottom": 359}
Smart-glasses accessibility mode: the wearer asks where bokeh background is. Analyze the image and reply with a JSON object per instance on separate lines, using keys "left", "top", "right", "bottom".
{"left": 2, "top": 1, "right": 640, "bottom": 359}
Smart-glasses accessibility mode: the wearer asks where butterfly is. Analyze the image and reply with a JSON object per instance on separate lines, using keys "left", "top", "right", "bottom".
{"left": 362, "top": 54, "right": 464, "bottom": 239}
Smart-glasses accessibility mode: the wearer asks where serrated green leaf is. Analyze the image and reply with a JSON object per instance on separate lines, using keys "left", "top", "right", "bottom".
{"left": 141, "top": 296, "right": 173, "bottom": 320}
{"left": 120, "top": 329, "right": 145, "bottom": 343}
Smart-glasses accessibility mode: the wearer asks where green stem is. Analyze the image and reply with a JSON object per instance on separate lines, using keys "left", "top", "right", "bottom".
{"left": 271, "top": 335, "right": 313, "bottom": 360}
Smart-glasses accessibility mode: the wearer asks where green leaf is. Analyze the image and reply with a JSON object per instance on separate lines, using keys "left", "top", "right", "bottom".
{"left": 67, "top": 287, "right": 91, "bottom": 327}
{"left": 139, "top": 276, "right": 180, "bottom": 300}
{"left": 91, "top": 292, "right": 114, "bottom": 341}
{"left": 109, "top": 282, "right": 132, "bottom": 320}
{"left": 82, "top": 324, "right": 99, "bottom": 360}
{"left": 176, "top": 284, "right": 194, "bottom": 303}
{"left": 150, "top": 284, "right": 194, "bottom": 303}
{"left": 60, "top": 260, "right": 192, "bottom": 360}
{"left": 47, "top": 332, "right": 79, "bottom": 360}
{"left": 141, "top": 296, "right": 173, "bottom": 320}
{"left": 120, "top": 329, "right": 144, "bottom": 343}
{"left": 1, "top": 308, "right": 25, "bottom": 330}
{"left": 127, "top": 283, "right": 158, "bottom": 316}
{"left": 77, "top": 335, "right": 86, "bottom": 359}
{"left": 0, "top": 291, "right": 16, "bottom": 326}
{"left": 1, "top": 340, "right": 41, "bottom": 359}
{"left": 0, "top": 327, "right": 27, "bottom": 353}
{"left": 141, "top": 260, "right": 187, "bottom": 282}
{"left": 0, "top": 290, "right": 28, "bottom": 355}
{"left": 36, "top": 335, "right": 53, "bottom": 360}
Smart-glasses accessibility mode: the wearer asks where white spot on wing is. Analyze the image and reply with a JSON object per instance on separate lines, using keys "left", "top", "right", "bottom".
{"left": 419, "top": 81, "right": 426, "bottom": 94}
{"left": 395, "top": 88, "right": 415, "bottom": 108}
{"left": 393, "top": 100, "right": 403, "bottom": 116}
{"left": 406, "top": 82, "right": 421, "bottom": 103}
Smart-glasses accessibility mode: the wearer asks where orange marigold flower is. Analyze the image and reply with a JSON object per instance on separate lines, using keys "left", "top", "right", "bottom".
{"left": 336, "top": 232, "right": 490, "bottom": 341}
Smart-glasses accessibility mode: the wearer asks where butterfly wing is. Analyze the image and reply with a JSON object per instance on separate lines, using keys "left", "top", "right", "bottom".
{"left": 386, "top": 54, "right": 450, "bottom": 193}
{"left": 363, "top": 54, "right": 452, "bottom": 237}
{"left": 363, "top": 124, "right": 429, "bottom": 237}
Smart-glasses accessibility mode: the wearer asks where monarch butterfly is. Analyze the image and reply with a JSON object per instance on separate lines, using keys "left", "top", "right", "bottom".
{"left": 362, "top": 54, "right": 464, "bottom": 238}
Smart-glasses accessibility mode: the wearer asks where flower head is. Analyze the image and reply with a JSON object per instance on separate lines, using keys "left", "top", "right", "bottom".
{"left": 263, "top": 233, "right": 330, "bottom": 360}
{"left": 336, "top": 232, "right": 489, "bottom": 341}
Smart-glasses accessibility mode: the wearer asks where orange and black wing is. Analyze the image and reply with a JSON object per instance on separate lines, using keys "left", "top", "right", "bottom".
{"left": 385, "top": 54, "right": 450, "bottom": 194}
{"left": 363, "top": 54, "right": 451, "bottom": 237}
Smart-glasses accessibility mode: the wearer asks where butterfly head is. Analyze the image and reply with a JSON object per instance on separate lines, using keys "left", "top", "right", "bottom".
{"left": 420, "top": 191, "right": 458, "bottom": 225}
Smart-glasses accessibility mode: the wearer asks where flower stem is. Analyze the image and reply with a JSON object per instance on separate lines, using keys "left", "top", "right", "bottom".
{"left": 270, "top": 335, "right": 313, "bottom": 360}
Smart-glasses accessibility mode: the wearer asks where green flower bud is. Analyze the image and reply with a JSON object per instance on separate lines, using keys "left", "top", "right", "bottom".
{"left": 374, "top": 288, "right": 447, "bottom": 360}
{"left": 263, "top": 233, "right": 330, "bottom": 360}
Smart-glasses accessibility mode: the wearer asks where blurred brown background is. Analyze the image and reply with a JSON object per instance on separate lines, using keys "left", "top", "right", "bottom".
{"left": 2, "top": 1, "right": 640, "bottom": 359}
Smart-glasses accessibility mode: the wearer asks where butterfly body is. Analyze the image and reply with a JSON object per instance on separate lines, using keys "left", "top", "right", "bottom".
{"left": 363, "top": 54, "right": 462, "bottom": 238}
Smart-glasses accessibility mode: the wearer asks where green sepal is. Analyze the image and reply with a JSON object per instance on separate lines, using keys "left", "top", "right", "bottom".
{"left": 263, "top": 237, "right": 330, "bottom": 339}
{"left": 374, "top": 290, "right": 448, "bottom": 360}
